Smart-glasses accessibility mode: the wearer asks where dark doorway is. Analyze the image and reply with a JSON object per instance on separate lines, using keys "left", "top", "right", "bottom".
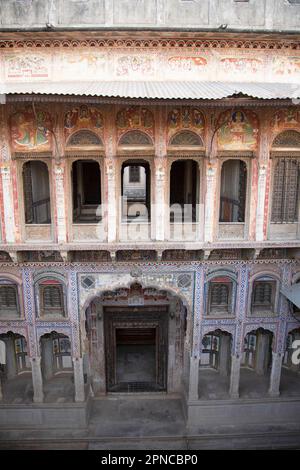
{"left": 104, "top": 307, "right": 168, "bottom": 393}
{"left": 116, "top": 328, "right": 156, "bottom": 384}
{"left": 121, "top": 161, "right": 151, "bottom": 222}
{"left": 72, "top": 160, "right": 101, "bottom": 223}
{"left": 170, "top": 160, "right": 199, "bottom": 222}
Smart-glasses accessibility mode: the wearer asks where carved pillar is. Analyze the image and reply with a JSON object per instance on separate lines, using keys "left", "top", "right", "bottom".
{"left": 73, "top": 357, "right": 85, "bottom": 402}
{"left": 105, "top": 159, "right": 117, "bottom": 243}
{"left": 30, "top": 357, "right": 44, "bottom": 403}
{"left": 154, "top": 157, "right": 167, "bottom": 241}
{"left": 0, "top": 166, "right": 16, "bottom": 243}
{"left": 229, "top": 355, "right": 241, "bottom": 398}
{"left": 53, "top": 163, "right": 67, "bottom": 243}
{"left": 256, "top": 164, "right": 268, "bottom": 241}
{"left": 268, "top": 352, "right": 283, "bottom": 397}
{"left": 204, "top": 162, "right": 218, "bottom": 242}
{"left": 256, "top": 110, "right": 272, "bottom": 241}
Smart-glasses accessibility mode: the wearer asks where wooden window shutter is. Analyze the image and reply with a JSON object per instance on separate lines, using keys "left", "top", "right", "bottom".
{"left": 211, "top": 283, "right": 229, "bottom": 306}
{"left": 43, "top": 286, "right": 63, "bottom": 309}
{"left": 0, "top": 286, "right": 17, "bottom": 308}
{"left": 253, "top": 282, "right": 272, "bottom": 305}
{"left": 272, "top": 158, "right": 300, "bottom": 223}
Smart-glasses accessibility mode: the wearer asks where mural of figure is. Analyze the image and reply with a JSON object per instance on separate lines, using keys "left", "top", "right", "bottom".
{"left": 10, "top": 106, "right": 52, "bottom": 151}
{"left": 182, "top": 108, "right": 191, "bottom": 127}
{"left": 217, "top": 110, "right": 258, "bottom": 150}
{"left": 168, "top": 109, "right": 180, "bottom": 128}
{"left": 193, "top": 109, "right": 204, "bottom": 129}
{"left": 116, "top": 107, "right": 154, "bottom": 130}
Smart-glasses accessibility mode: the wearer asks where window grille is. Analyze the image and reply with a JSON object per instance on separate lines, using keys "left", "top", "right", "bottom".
{"left": 252, "top": 281, "right": 275, "bottom": 312}
{"left": 208, "top": 280, "right": 232, "bottom": 314}
{"left": 271, "top": 158, "right": 300, "bottom": 223}
{"left": 40, "top": 284, "right": 65, "bottom": 316}
{"left": 129, "top": 166, "right": 140, "bottom": 183}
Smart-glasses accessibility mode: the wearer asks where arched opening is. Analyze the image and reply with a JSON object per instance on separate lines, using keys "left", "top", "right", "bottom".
{"left": 219, "top": 160, "right": 247, "bottom": 223}
{"left": 84, "top": 284, "right": 187, "bottom": 395}
{"left": 22, "top": 161, "right": 51, "bottom": 224}
{"left": 72, "top": 159, "right": 101, "bottom": 223}
{"left": 40, "top": 332, "right": 75, "bottom": 403}
{"left": 0, "top": 332, "right": 33, "bottom": 403}
{"left": 169, "top": 160, "right": 199, "bottom": 223}
{"left": 199, "top": 330, "right": 232, "bottom": 399}
{"left": 280, "top": 328, "right": 300, "bottom": 397}
{"left": 240, "top": 328, "right": 273, "bottom": 398}
{"left": 121, "top": 160, "right": 151, "bottom": 222}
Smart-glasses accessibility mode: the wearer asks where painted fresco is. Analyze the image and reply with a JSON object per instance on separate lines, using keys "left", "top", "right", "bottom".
{"left": 271, "top": 108, "right": 300, "bottom": 131}
{"left": 10, "top": 106, "right": 53, "bottom": 152}
{"left": 220, "top": 57, "right": 263, "bottom": 75}
{"left": 4, "top": 53, "right": 50, "bottom": 80}
{"left": 167, "top": 107, "right": 205, "bottom": 141}
{"left": 116, "top": 107, "right": 154, "bottom": 135}
{"left": 55, "top": 51, "right": 107, "bottom": 80}
{"left": 64, "top": 105, "right": 103, "bottom": 141}
{"left": 217, "top": 110, "right": 259, "bottom": 151}
{"left": 116, "top": 55, "right": 155, "bottom": 78}
{"left": 272, "top": 56, "right": 300, "bottom": 77}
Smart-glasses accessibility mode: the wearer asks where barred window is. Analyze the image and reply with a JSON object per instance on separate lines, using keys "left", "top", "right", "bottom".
{"left": 40, "top": 284, "right": 65, "bottom": 316}
{"left": 271, "top": 158, "right": 300, "bottom": 223}
{"left": 208, "top": 279, "right": 232, "bottom": 314}
{"left": 252, "top": 281, "right": 275, "bottom": 312}
{"left": 0, "top": 285, "right": 18, "bottom": 316}
{"left": 129, "top": 166, "right": 140, "bottom": 183}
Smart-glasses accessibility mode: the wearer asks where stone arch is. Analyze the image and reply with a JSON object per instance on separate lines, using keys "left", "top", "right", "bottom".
{"left": 169, "top": 130, "right": 204, "bottom": 147}
{"left": 82, "top": 281, "right": 190, "bottom": 395}
{"left": 118, "top": 130, "right": 153, "bottom": 146}
{"left": 66, "top": 129, "right": 103, "bottom": 147}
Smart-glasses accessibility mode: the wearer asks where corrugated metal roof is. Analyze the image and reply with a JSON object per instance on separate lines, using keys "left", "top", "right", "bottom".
{"left": 0, "top": 81, "right": 299, "bottom": 100}
{"left": 281, "top": 284, "right": 300, "bottom": 309}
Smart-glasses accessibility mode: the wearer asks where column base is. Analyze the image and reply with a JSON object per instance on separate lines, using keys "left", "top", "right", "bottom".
{"left": 268, "top": 390, "right": 280, "bottom": 398}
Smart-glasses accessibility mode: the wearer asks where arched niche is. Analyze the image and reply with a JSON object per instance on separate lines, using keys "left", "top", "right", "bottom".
{"left": 66, "top": 130, "right": 103, "bottom": 148}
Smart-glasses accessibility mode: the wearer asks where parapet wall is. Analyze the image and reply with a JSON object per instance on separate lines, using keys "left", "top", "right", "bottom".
{"left": 0, "top": 0, "right": 300, "bottom": 33}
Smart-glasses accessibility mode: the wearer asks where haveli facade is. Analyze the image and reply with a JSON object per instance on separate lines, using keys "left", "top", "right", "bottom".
{"left": 0, "top": 27, "right": 300, "bottom": 437}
